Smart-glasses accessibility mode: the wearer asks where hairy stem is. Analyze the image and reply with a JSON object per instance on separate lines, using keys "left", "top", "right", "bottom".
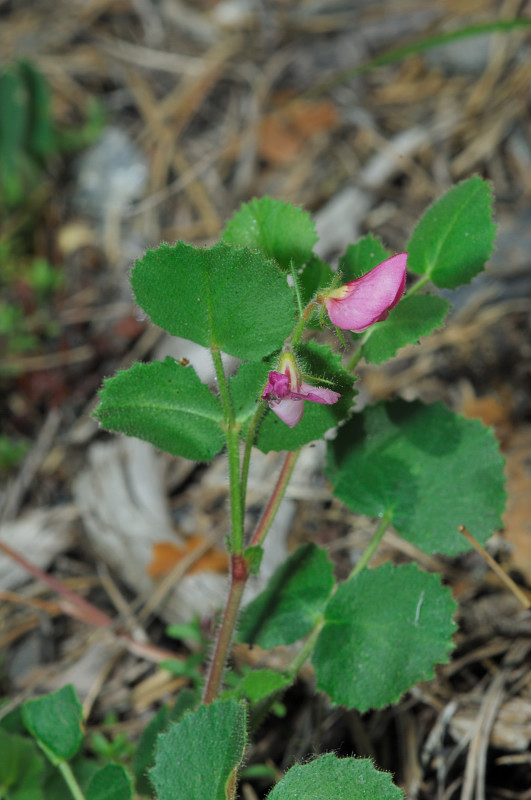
{"left": 349, "top": 510, "right": 393, "bottom": 579}
{"left": 211, "top": 346, "right": 244, "bottom": 554}
{"left": 240, "top": 401, "right": 267, "bottom": 518}
{"left": 250, "top": 449, "right": 300, "bottom": 548}
{"left": 202, "top": 555, "right": 248, "bottom": 704}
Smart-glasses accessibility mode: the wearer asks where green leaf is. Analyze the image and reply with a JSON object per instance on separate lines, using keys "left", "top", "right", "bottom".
{"left": 0, "top": 728, "right": 44, "bottom": 800}
{"left": 339, "top": 233, "right": 390, "bottom": 282}
{"left": 362, "top": 294, "right": 450, "bottom": 364}
{"left": 18, "top": 60, "right": 55, "bottom": 158}
{"left": 407, "top": 175, "right": 496, "bottom": 289}
{"left": 133, "top": 690, "right": 197, "bottom": 796}
{"left": 150, "top": 699, "right": 247, "bottom": 800}
{"left": 267, "top": 752, "right": 404, "bottom": 800}
{"left": 94, "top": 358, "right": 225, "bottom": 462}
{"left": 298, "top": 255, "right": 333, "bottom": 305}
{"left": 223, "top": 197, "right": 317, "bottom": 270}
{"left": 235, "top": 670, "right": 291, "bottom": 704}
{"left": 22, "top": 685, "right": 84, "bottom": 763}
{"left": 232, "top": 342, "right": 356, "bottom": 453}
{"left": 314, "top": 563, "right": 456, "bottom": 711}
{"left": 244, "top": 545, "right": 264, "bottom": 575}
{"left": 237, "top": 543, "right": 334, "bottom": 648}
{"left": 131, "top": 242, "right": 295, "bottom": 360}
{"left": 87, "top": 764, "right": 134, "bottom": 800}
{"left": 327, "top": 400, "right": 506, "bottom": 556}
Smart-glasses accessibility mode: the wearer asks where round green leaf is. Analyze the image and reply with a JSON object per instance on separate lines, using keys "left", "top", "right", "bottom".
{"left": 327, "top": 399, "right": 506, "bottom": 555}
{"left": 150, "top": 700, "right": 247, "bottom": 800}
{"left": 313, "top": 563, "right": 457, "bottom": 711}
{"left": 362, "top": 294, "right": 450, "bottom": 364}
{"left": 267, "top": 752, "right": 404, "bottom": 800}
{"left": 223, "top": 196, "right": 317, "bottom": 269}
{"left": 22, "top": 685, "right": 84, "bottom": 763}
{"left": 237, "top": 543, "right": 334, "bottom": 648}
{"left": 94, "top": 358, "right": 225, "bottom": 462}
{"left": 407, "top": 175, "right": 496, "bottom": 289}
{"left": 131, "top": 242, "right": 295, "bottom": 360}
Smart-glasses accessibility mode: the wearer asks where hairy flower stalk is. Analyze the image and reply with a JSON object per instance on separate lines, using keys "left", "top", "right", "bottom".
{"left": 262, "top": 351, "right": 341, "bottom": 428}
{"left": 321, "top": 253, "right": 407, "bottom": 332}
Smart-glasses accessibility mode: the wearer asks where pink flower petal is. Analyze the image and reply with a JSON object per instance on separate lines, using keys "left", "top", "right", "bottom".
{"left": 271, "top": 397, "right": 305, "bottom": 428}
{"left": 325, "top": 253, "right": 407, "bottom": 332}
{"left": 299, "top": 382, "right": 341, "bottom": 405}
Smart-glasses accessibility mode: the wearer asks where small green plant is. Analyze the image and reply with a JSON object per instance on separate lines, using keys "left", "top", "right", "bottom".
{"left": 1, "top": 178, "right": 506, "bottom": 799}
{"left": 0, "top": 59, "right": 103, "bottom": 210}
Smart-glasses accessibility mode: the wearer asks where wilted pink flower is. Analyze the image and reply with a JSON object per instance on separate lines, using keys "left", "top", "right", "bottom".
{"left": 262, "top": 352, "right": 341, "bottom": 428}
{"left": 322, "top": 253, "right": 407, "bottom": 332}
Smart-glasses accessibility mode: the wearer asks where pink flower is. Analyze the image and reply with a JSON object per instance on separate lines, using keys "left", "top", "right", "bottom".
{"left": 262, "top": 352, "right": 341, "bottom": 428}
{"left": 323, "top": 253, "right": 407, "bottom": 332}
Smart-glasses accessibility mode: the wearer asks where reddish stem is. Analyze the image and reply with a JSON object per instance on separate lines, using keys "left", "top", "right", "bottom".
{"left": 202, "top": 554, "right": 248, "bottom": 705}
{"left": 249, "top": 450, "right": 300, "bottom": 548}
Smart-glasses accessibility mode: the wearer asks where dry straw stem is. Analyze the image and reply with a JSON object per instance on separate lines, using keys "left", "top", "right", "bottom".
{"left": 458, "top": 525, "right": 530, "bottom": 609}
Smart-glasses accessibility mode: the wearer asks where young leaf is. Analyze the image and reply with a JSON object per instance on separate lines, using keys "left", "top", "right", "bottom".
{"left": 339, "top": 233, "right": 390, "bottom": 282}
{"left": 232, "top": 670, "right": 291, "bottom": 704}
{"left": 361, "top": 294, "right": 450, "bottom": 364}
{"left": 237, "top": 543, "right": 334, "bottom": 648}
{"left": 267, "top": 752, "right": 404, "bottom": 800}
{"left": 0, "top": 728, "right": 44, "bottom": 800}
{"left": 149, "top": 699, "right": 247, "bottom": 800}
{"left": 327, "top": 400, "right": 506, "bottom": 556}
{"left": 22, "top": 685, "right": 84, "bottom": 763}
{"left": 407, "top": 175, "right": 496, "bottom": 289}
{"left": 131, "top": 242, "right": 295, "bottom": 360}
{"left": 313, "top": 562, "right": 457, "bottom": 711}
{"left": 223, "top": 196, "right": 317, "bottom": 270}
{"left": 94, "top": 358, "right": 225, "bottom": 462}
{"left": 87, "top": 764, "right": 133, "bottom": 800}
{"left": 231, "top": 342, "right": 356, "bottom": 453}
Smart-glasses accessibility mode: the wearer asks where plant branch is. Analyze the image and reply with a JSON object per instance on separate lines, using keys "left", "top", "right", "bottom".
{"left": 202, "top": 555, "right": 248, "bottom": 705}
{"left": 249, "top": 449, "right": 300, "bottom": 548}
{"left": 349, "top": 510, "right": 393, "bottom": 579}
{"left": 211, "top": 345, "right": 244, "bottom": 554}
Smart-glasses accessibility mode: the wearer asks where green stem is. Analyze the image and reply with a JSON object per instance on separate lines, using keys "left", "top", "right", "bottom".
{"left": 249, "top": 449, "right": 300, "bottom": 548}
{"left": 290, "top": 301, "right": 317, "bottom": 348}
{"left": 202, "top": 555, "right": 248, "bottom": 704}
{"left": 211, "top": 346, "right": 244, "bottom": 554}
{"left": 349, "top": 510, "right": 393, "bottom": 579}
{"left": 290, "top": 261, "right": 304, "bottom": 317}
{"left": 58, "top": 762, "right": 86, "bottom": 800}
{"left": 404, "top": 273, "right": 431, "bottom": 298}
{"left": 240, "top": 401, "right": 267, "bottom": 518}
{"left": 286, "top": 617, "right": 325, "bottom": 677}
